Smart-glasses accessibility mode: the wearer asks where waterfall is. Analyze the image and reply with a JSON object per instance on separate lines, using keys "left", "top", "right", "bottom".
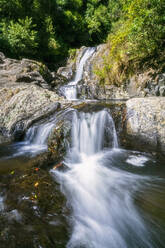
{"left": 18, "top": 120, "right": 56, "bottom": 156}
{"left": 3, "top": 118, "right": 57, "bottom": 159}
{"left": 71, "top": 110, "right": 118, "bottom": 156}
{"left": 25, "top": 122, "right": 55, "bottom": 147}
{"left": 61, "top": 47, "right": 95, "bottom": 100}
{"left": 0, "top": 196, "right": 4, "bottom": 212}
{"left": 51, "top": 109, "right": 153, "bottom": 248}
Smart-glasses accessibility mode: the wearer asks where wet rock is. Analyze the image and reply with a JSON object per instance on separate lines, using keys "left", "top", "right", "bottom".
{"left": 48, "top": 109, "right": 73, "bottom": 162}
{"left": 0, "top": 166, "right": 69, "bottom": 248}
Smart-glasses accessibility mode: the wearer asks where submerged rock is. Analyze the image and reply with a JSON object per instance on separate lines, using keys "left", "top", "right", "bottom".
{"left": 0, "top": 165, "right": 69, "bottom": 248}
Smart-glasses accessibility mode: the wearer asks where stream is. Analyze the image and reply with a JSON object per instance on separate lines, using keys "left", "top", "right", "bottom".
{"left": 0, "top": 48, "right": 165, "bottom": 248}
{"left": 51, "top": 109, "right": 165, "bottom": 248}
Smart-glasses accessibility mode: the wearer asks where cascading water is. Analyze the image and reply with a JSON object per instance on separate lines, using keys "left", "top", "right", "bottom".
{"left": 60, "top": 47, "right": 95, "bottom": 100}
{"left": 1, "top": 118, "right": 56, "bottom": 159}
{"left": 71, "top": 110, "right": 118, "bottom": 156}
{"left": 23, "top": 121, "right": 55, "bottom": 153}
{"left": 51, "top": 109, "right": 158, "bottom": 248}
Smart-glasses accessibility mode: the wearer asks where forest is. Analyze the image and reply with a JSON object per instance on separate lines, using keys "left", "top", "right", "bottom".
{"left": 0, "top": 0, "right": 164, "bottom": 74}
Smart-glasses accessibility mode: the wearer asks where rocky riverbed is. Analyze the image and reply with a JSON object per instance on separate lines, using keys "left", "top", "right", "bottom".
{"left": 0, "top": 50, "right": 165, "bottom": 157}
{"left": 0, "top": 49, "right": 165, "bottom": 248}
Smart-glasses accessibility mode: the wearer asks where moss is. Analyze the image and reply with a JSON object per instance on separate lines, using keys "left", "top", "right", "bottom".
{"left": 68, "top": 48, "right": 77, "bottom": 63}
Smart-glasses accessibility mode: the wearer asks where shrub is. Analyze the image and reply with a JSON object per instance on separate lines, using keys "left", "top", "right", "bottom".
{"left": 1, "top": 17, "right": 38, "bottom": 57}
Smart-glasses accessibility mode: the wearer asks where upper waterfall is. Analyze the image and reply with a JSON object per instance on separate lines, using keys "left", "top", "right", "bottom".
{"left": 60, "top": 47, "right": 95, "bottom": 100}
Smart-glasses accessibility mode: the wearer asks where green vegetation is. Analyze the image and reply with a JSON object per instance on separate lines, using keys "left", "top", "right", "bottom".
{"left": 0, "top": 0, "right": 112, "bottom": 63}
{"left": 97, "top": 0, "right": 165, "bottom": 85}
{"left": 0, "top": 0, "right": 164, "bottom": 78}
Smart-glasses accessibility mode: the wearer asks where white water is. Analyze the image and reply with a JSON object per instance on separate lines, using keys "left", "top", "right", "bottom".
{"left": 61, "top": 47, "right": 95, "bottom": 100}
{"left": 17, "top": 120, "right": 56, "bottom": 156}
{"left": 126, "top": 155, "right": 149, "bottom": 167}
{"left": 23, "top": 121, "right": 55, "bottom": 153}
{"left": 71, "top": 110, "right": 118, "bottom": 155}
{"left": 0, "top": 196, "right": 4, "bottom": 212}
{"left": 1, "top": 119, "right": 56, "bottom": 159}
{"left": 51, "top": 109, "right": 153, "bottom": 248}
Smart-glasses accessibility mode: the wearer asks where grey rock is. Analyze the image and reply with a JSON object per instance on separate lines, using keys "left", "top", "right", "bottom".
{"left": 16, "top": 74, "right": 36, "bottom": 83}
{"left": 48, "top": 109, "right": 73, "bottom": 161}
{"left": 159, "top": 86, "right": 165, "bottom": 96}
{"left": 125, "top": 97, "right": 165, "bottom": 154}
{"left": 57, "top": 67, "right": 73, "bottom": 81}
{"left": 155, "top": 85, "right": 160, "bottom": 96}
{"left": 0, "top": 52, "right": 5, "bottom": 64}
{"left": 50, "top": 73, "right": 67, "bottom": 88}
{"left": 0, "top": 54, "right": 64, "bottom": 143}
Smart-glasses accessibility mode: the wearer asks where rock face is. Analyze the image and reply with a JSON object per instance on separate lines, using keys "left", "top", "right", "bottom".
{"left": 0, "top": 53, "right": 64, "bottom": 143}
{"left": 57, "top": 44, "right": 129, "bottom": 99}
{"left": 125, "top": 97, "right": 165, "bottom": 154}
{"left": 58, "top": 45, "right": 165, "bottom": 100}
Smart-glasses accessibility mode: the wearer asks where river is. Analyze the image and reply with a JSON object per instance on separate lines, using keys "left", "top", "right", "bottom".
{"left": 0, "top": 47, "right": 165, "bottom": 248}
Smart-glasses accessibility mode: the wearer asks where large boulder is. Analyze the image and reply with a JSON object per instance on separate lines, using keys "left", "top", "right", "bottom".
{"left": 0, "top": 53, "right": 64, "bottom": 143}
{"left": 0, "top": 84, "right": 62, "bottom": 142}
{"left": 125, "top": 97, "right": 165, "bottom": 154}
{"left": 0, "top": 54, "right": 53, "bottom": 89}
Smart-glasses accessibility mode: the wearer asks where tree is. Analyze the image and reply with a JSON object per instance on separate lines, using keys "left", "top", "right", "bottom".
{"left": 1, "top": 17, "right": 38, "bottom": 56}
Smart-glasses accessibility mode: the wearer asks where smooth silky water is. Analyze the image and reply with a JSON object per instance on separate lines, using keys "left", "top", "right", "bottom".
{"left": 60, "top": 47, "right": 95, "bottom": 100}
{"left": 0, "top": 113, "right": 60, "bottom": 174}
{"left": 51, "top": 109, "right": 165, "bottom": 248}
{"left": 0, "top": 107, "right": 165, "bottom": 247}
{"left": 0, "top": 116, "right": 57, "bottom": 159}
